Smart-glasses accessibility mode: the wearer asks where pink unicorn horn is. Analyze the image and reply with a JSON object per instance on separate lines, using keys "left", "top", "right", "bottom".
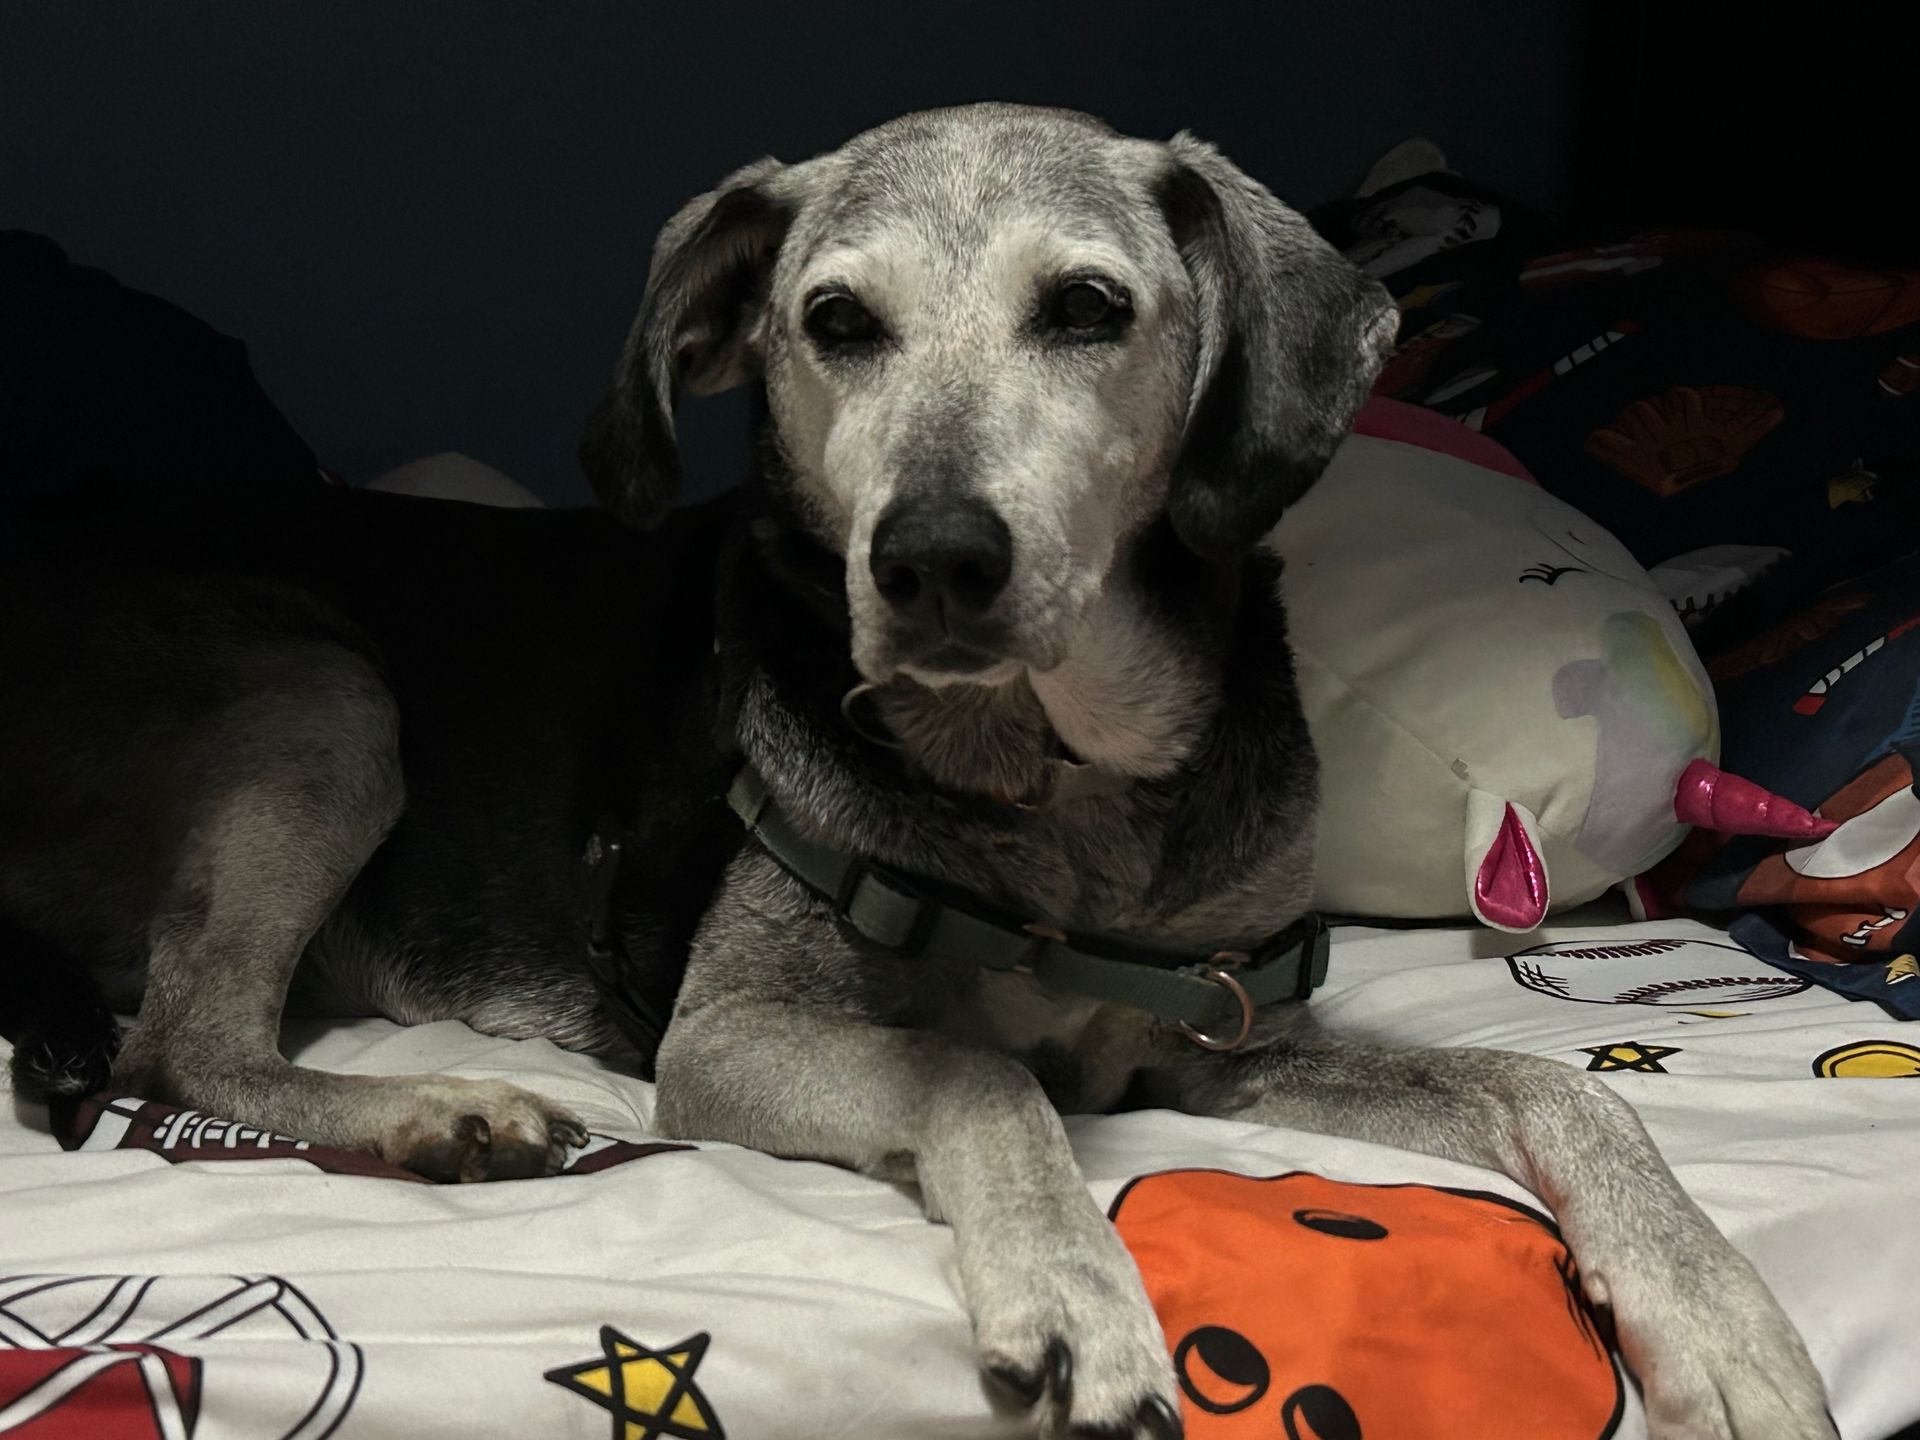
{"left": 1674, "top": 759, "right": 1839, "bottom": 841}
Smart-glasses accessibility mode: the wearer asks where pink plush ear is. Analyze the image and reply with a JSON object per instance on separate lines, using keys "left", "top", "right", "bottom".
{"left": 1467, "top": 795, "right": 1551, "bottom": 932}
{"left": 1673, "top": 760, "right": 1839, "bottom": 841}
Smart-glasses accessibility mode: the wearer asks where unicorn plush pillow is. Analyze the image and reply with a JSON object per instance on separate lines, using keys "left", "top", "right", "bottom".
{"left": 1273, "top": 401, "right": 1825, "bottom": 930}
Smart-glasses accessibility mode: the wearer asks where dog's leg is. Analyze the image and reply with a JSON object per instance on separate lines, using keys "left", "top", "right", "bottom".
{"left": 110, "top": 644, "right": 585, "bottom": 1182}
{"left": 656, "top": 998, "right": 1182, "bottom": 1439}
{"left": 1168, "top": 1028, "right": 1834, "bottom": 1440}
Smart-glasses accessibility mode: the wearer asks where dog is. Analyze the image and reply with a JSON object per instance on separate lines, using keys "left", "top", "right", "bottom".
{"left": 0, "top": 106, "right": 1833, "bottom": 1439}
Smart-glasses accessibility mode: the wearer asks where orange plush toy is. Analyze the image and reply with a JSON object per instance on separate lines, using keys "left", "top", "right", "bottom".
{"left": 1110, "top": 1169, "right": 1624, "bottom": 1439}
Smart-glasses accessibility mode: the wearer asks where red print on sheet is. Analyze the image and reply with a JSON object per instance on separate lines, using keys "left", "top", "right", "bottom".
{"left": 0, "top": 1343, "right": 201, "bottom": 1439}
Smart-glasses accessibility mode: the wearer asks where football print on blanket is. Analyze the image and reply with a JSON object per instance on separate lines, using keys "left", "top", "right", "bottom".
{"left": 0, "top": 1273, "right": 360, "bottom": 1440}
{"left": 1506, "top": 937, "right": 1812, "bottom": 1006}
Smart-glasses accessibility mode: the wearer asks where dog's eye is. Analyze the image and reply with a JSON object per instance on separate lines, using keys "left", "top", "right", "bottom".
{"left": 1056, "top": 281, "right": 1118, "bottom": 329}
{"left": 1041, "top": 278, "right": 1131, "bottom": 341}
{"left": 806, "top": 292, "right": 881, "bottom": 347}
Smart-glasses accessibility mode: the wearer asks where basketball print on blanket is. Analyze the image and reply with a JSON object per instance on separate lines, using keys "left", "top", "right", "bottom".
{"left": 1506, "top": 936, "right": 1812, "bottom": 1006}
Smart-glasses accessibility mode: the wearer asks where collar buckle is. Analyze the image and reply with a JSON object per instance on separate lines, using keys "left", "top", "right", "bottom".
{"left": 1016, "top": 922, "right": 1068, "bottom": 977}
{"left": 835, "top": 859, "right": 942, "bottom": 957}
{"left": 1294, "top": 913, "right": 1332, "bottom": 1001}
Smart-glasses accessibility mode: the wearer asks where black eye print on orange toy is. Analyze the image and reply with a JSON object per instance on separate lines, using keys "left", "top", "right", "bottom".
{"left": 1282, "top": 1384, "right": 1364, "bottom": 1440}
{"left": 1110, "top": 1169, "right": 1624, "bottom": 1439}
{"left": 1292, "top": 1209, "right": 1388, "bottom": 1240}
{"left": 1176, "top": 1325, "right": 1270, "bottom": 1414}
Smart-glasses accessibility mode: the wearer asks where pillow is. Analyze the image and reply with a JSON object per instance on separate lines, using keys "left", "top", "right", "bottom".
{"left": 362, "top": 452, "right": 544, "bottom": 508}
{"left": 1274, "top": 408, "right": 1722, "bottom": 928}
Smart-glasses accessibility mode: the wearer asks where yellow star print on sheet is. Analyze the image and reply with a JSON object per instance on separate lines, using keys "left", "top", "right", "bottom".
{"left": 545, "top": 1326, "right": 724, "bottom": 1440}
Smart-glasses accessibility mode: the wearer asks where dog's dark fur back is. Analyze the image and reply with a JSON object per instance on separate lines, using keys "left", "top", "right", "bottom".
{"left": 0, "top": 488, "right": 739, "bottom": 1077}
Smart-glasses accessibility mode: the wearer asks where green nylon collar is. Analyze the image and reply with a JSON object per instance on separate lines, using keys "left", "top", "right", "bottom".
{"left": 727, "top": 766, "right": 1329, "bottom": 1050}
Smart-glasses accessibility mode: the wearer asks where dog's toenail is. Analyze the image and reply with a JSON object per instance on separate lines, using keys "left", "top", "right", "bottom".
{"left": 1045, "top": 1336, "right": 1073, "bottom": 1409}
{"left": 1138, "top": 1393, "right": 1183, "bottom": 1439}
{"left": 986, "top": 1362, "right": 1044, "bottom": 1406}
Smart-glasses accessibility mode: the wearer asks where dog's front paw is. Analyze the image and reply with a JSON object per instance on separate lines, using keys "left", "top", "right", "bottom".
{"left": 9, "top": 1023, "right": 119, "bottom": 1101}
{"left": 1607, "top": 1246, "right": 1835, "bottom": 1440}
{"left": 968, "top": 1211, "right": 1182, "bottom": 1439}
{"left": 380, "top": 1076, "right": 588, "bottom": 1182}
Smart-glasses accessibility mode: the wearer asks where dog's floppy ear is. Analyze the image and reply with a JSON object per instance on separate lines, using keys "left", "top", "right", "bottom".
{"left": 580, "top": 158, "right": 795, "bottom": 527}
{"left": 1158, "top": 134, "right": 1399, "bottom": 561}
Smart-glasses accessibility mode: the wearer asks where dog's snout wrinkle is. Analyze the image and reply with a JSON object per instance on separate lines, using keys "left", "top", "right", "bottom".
{"left": 869, "top": 496, "right": 1013, "bottom": 620}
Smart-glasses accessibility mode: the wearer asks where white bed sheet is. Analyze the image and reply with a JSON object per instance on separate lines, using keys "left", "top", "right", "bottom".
{"left": 2, "top": 907, "right": 1915, "bottom": 1439}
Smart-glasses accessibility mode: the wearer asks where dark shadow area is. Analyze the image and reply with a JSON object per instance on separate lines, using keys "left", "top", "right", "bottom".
{"left": 3, "top": 0, "right": 1590, "bottom": 500}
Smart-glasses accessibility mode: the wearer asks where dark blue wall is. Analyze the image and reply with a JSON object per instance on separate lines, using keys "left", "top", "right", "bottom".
{"left": 2, "top": 1, "right": 1586, "bottom": 503}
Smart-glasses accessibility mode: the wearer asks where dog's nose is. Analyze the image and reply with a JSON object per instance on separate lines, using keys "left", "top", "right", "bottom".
{"left": 869, "top": 497, "right": 1012, "bottom": 617}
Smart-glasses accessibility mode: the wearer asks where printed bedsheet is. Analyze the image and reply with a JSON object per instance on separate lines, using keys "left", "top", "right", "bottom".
{"left": 2, "top": 907, "right": 1915, "bottom": 1440}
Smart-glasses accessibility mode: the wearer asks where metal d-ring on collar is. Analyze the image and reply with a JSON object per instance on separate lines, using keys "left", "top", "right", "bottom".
{"left": 1178, "top": 957, "right": 1257, "bottom": 1051}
